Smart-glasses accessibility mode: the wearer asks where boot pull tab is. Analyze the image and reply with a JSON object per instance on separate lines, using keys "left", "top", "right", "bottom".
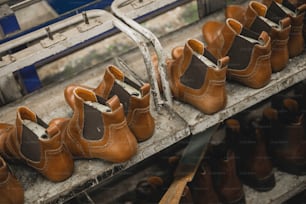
{"left": 258, "top": 31, "right": 270, "bottom": 45}
{"left": 74, "top": 87, "right": 97, "bottom": 102}
{"left": 250, "top": 1, "right": 268, "bottom": 17}
{"left": 109, "top": 65, "right": 124, "bottom": 81}
{"left": 17, "top": 106, "right": 37, "bottom": 122}
{"left": 217, "top": 56, "right": 229, "bottom": 69}
{"left": 106, "top": 95, "right": 121, "bottom": 111}
{"left": 279, "top": 16, "right": 291, "bottom": 29}
{"left": 140, "top": 83, "right": 150, "bottom": 96}
{"left": 227, "top": 18, "right": 243, "bottom": 34}
{"left": 45, "top": 125, "right": 59, "bottom": 138}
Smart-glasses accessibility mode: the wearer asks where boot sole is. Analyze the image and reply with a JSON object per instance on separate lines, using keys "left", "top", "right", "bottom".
{"left": 239, "top": 172, "right": 275, "bottom": 192}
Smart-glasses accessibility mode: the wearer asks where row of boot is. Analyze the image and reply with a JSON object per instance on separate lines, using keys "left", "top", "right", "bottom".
{"left": 116, "top": 141, "right": 246, "bottom": 204}
{"left": 117, "top": 82, "right": 306, "bottom": 203}
{"left": 0, "top": 66, "right": 156, "bottom": 203}
{"left": 153, "top": 0, "right": 306, "bottom": 115}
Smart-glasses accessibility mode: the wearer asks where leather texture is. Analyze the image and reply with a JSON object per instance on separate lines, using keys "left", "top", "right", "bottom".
{"left": 216, "top": 150, "right": 245, "bottom": 204}
{"left": 191, "top": 163, "right": 221, "bottom": 204}
{"left": 167, "top": 39, "right": 228, "bottom": 114}
{"left": 65, "top": 65, "right": 155, "bottom": 142}
{"left": 262, "top": 98, "right": 306, "bottom": 175}
{"left": 225, "top": 1, "right": 291, "bottom": 72}
{"left": 0, "top": 106, "right": 74, "bottom": 182}
{"left": 0, "top": 156, "right": 24, "bottom": 204}
{"left": 226, "top": 118, "right": 275, "bottom": 192}
{"left": 202, "top": 18, "right": 272, "bottom": 88}
{"left": 64, "top": 87, "right": 138, "bottom": 162}
{"left": 262, "top": 0, "right": 306, "bottom": 57}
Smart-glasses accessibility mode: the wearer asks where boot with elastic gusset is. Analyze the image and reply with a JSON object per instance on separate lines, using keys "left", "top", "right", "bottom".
{"left": 63, "top": 87, "right": 138, "bottom": 163}
{"left": 0, "top": 156, "right": 24, "bottom": 204}
{"left": 165, "top": 39, "right": 228, "bottom": 114}
{"left": 65, "top": 65, "right": 155, "bottom": 142}
{"left": 0, "top": 106, "right": 74, "bottom": 182}
{"left": 262, "top": 98, "right": 306, "bottom": 175}
{"left": 191, "top": 162, "right": 221, "bottom": 204}
{"left": 225, "top": 1, "right": 291, "bottom": 72}
{"left": 262, "top": 0, "right": 306, "bottom": 57}
{"left": 225, "top": 118, "right": 275, "bottom": 192}
{"left": 213, "top": 149, "right": 246, "bottom": 204}
{"left": 202, "top": 18, "right": 272, "bottom": 88}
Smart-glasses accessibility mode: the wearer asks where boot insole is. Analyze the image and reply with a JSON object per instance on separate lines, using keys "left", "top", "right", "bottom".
{"left": 115, "top": 79, "right": 141, "bottom": 98}
{"left": 193, "top": 52, "right": 219, "bottom": 70}
{"left": 21, "top": 120, "right": 48, "bottom": 162}
{"left": 84, "top": 101, "right": 111, "bottom": 113}
{"left": 83, "top": 101, "right": 110, "bottom": 141}
{"left": 239, "top": 34, "right": 263, "bottom": 45}
{"left": 23, "top": 120, "right": 49, "bottom": 140}
{"left": 259, "top": 16, "right": 282, "bottom": 30}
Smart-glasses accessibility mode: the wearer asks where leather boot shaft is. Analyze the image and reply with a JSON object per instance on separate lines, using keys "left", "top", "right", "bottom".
{"left": 203, "top": 18, "right": 272, "bottom": 88}
{"left": 216, "top": 150, "right": 245, "bottom": 204}
{"left": 262, "top": 0, "right": 306, "bottom": 57}
{"left": 225, "top": 1, "right": 290, "bottom": 72}
{"left": 168, "top": 39, "right": 228, "bottom": 114}
{"left": 65, "top": 87, "right": 138, "bottom": 163}
{"left": 191, "top": 163, "right": 220, "bottom": 204}
{"left": 65, "top": 65, "right": 155, "bottom": 142}
{"left": 0, "top": 107, "right": 74, "bottom": 182}
{"left": 0, "top": 157, "right": 24, "bottom": 204}
{"left": 226, "top": 118, "right": 275, "bottom": 191}
{"left": 262, "top": 98, "right": 306, "bottom": 175}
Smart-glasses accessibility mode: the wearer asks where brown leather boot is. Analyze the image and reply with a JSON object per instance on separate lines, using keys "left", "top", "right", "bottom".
{"left": 202, "top": 18, "right": 272, "bottom": 88}
{"left": 166, "top": 39, "right": 228, "bottom": 114}
{"left": 261, "top": 0, "right": 306, "bottom": 57}
{"left": 225, "top": 1, "right": 291, "bottom": 72}
{"left": 0, "top": 156, "right": 24, "bottom": 204}
{"left": 262, "top": 98, "right": 306, "bottom": 175}
{"left": 65, "top": 65, "right": 155, "bottom": 142}
{"left": 0, "top": 106, "right": 74, "bottom": 182}
{"left": 191, "top": 162, "right": 221, "bottom": 204}
{"left": 63, "top": 87, "right": 138, "bottom": 162}
{"left": 214, "top": 149, "right": 245, "bottom": 204}
{"left": 226, "top": 118, "right": 275, "bottom": 192}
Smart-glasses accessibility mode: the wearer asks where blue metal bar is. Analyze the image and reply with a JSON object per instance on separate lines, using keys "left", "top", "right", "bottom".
{"left": 0, "top": 0, "right": 113, "bottom": 44}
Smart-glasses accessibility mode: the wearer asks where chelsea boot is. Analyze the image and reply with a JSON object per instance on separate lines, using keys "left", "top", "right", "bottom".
{"left": 262, "top": 98, "right": 306, "bottom": 175}
{"left": 203, "top": 18, "right": 272, "bottom": 88}
{"left": 214, "top": 149, "right": 246, "bottom": 204}
{"left": 225, "top": 1, "right": 291, "bottom": 72}
{"left": 226, "top": 118, "right": 275, "bottom": 192}
{"left": 64, "top": 87, "right": 138, "bottom": 162}
{"left": 262, "top": 0, "right": 306, "bottom": 57}
{"left": 0, "top": 156, "right": 24, "bottom": 204}
{"left": 166, "top": 39, "right": 228, "bottom": 114}
{"left": 0, "top": 106, "right": 74, "bottom": 182}
{"left": 191, "top": 162, "right": 221, "bottom": 204}
{"left": 65, "top": 65, "right": 155, "bottom": 142}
